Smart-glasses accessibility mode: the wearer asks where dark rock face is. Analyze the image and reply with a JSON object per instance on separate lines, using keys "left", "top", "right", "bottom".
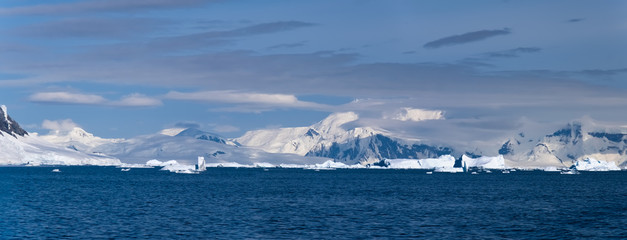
{"left": 588, "top": 132, "right": 626, "bottom": 143}
{"left": 547, "top": 122, "right": 582, "bottom": 145}
{"left": 0, "top": 106, "right": 28, "bottom": 137}
{"left": 306, "top": 134, "right": 453, "bottom": 163}
{"left": 499, "top": 140, "right": 514, "bottom": 155}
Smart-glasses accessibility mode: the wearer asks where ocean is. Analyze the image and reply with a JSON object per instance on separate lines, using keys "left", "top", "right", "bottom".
{"left": 1, "top": 167, "right": 625, "bottom": 239}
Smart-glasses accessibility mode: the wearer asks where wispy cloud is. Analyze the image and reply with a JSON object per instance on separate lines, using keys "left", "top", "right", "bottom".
{"left": 0, "top": 0, "right": 211, "bottom": 16}
{"left": 111, "top": 94, "right": 163, "bottom": 107}
{"left": 424, "top": 28, "right": 511, "bottom": 49}
{"left": 164, "top": 90, "right": 331, "bottom": 112}
{"left": 14, "top": 17, "right": 170, "bottom": 39}
{"left": 29, "top": 91, "right": 162, "bottom": 107}
{"left": 482, "top": 47, "right": 541, "bottom": 58}
{"left": 567, "top": 18, "right": 585, "bottom": 23}
{"left": 383, "top": 108, "right": 445, "bottom": 122}
{"left": 268, "top": 41, "right": 307, "bottom": 50}
{"left": 154, "top": 21, "right": 315, "bottom": 49}
{"left": 578, "top": 68, "right": 627, "bottom": 77}
{"left": 29, "top": 91, "right": 107, "bottom": 105}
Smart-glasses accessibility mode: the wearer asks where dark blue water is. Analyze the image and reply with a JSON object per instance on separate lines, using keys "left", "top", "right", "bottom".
{"left": 1, "top": 167, "right": 625, "bottom": 239}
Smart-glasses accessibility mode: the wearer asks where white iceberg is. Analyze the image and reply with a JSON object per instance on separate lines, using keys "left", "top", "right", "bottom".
{"left": 573, "top": 158, "right": 620, "bottom": 171}
{"left": 385, "top": 155, "right": 456, "bottom": 169}
{"left": 542, "top": 166, "right": 561, "bottom": 172}
{"left": 462, "top": 155, "right": 506, "bottom": 169}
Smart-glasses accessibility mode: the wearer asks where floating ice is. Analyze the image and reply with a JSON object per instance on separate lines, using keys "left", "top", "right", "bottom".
{"left": 542, "top": 166, "right": 560, "bottom": 172}
{"left": 385, "top": 155, "right": 456, "bottom": 169}
{"left": 573, "top": 158, "right": 620, "bottom": 171}
{"left": 462, "top": 155, "right": 506, "bottom": 169}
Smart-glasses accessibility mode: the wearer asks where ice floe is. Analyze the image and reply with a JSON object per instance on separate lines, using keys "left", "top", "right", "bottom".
{"left": 572, "top": 158, "right": 620, "bottom": 171}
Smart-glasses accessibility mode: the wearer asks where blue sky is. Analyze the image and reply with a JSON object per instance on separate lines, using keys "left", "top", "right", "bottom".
{"left": 1, "top": 0, "right": 626, "bottom": 143}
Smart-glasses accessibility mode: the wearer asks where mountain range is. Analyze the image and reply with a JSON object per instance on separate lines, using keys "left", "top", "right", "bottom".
{"left": 1, "top": 104, "right": 626, "bottom": 169}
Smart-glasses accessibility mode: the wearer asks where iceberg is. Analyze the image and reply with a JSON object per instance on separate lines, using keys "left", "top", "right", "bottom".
{"left": 385, "top": 155, "right": 456, "bottom": 169}
{"left": 433, "top": 167, "right": 464, "bottom": 173}
{"left": 573, "top": 158, "right": 620, "bottom": 171}
{"left": 462, "top": 155, "right": 506, "bottom": 169}
{"left": 196, "top": 156, "right": 206, "bottom": 171}
{"left": 146, "top": 159, "right": 179, "bottom": 167}
{"left": 542, "top": 166, "right": 560, "bottom": 172}
{"left": 254, "top": 162, "right": 275, "bottom": 168}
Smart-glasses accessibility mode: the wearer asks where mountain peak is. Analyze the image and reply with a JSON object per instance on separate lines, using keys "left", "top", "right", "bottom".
{"left": 159, "top": 128, "right": 187, "bottom": 136}
{"left": 314, "top": 112, "right": 359, "bottom": 133}
{"left": 68, "top": 127, "right": 95, "bottom": 139}
{"left": 0, "top": 105, "right": 28, "bottom": 137}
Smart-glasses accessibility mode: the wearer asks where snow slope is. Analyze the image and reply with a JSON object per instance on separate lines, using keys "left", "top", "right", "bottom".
{"left": 0, "top": 105, "right": 120, "bottom": 166}
{"left": 75, "top": 127, "right": 330, "bottom": 166}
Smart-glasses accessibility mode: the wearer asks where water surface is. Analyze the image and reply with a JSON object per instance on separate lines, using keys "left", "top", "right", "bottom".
{"left": 1, "top": 167, "right": 625, "bottom": 239}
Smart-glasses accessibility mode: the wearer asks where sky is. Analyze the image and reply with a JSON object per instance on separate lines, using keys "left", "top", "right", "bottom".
{"left": 1, "top": 0, "right": 626, "bottom": 149}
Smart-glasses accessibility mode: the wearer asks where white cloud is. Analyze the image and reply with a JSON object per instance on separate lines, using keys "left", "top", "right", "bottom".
{"left": 41, "top": 119, "right": 80, "bottom": 132}
{"left": 384, "top": 108, "right": 445, "bottom": 122}
{"left": 29, "top": 91, "right": 106, "bottom": 105}
{"left": 111, "top": 93, "right": 162, "bottom": 107}
{"left": 29, "top": 91, "right": 161, "bottom": 107}
{"left": 165, "top": 90, "right": 330, "bottom": 111}
{"left": 165, "top": 90, "right": 297, "bottom": 104}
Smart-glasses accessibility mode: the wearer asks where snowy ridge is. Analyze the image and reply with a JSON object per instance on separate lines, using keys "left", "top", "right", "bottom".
{"left": 237, "top": 112, "right": 453, "bottom": 164}
{"left": 1, "top": 105, "right": 9, "bottom": 127}
{"left": 500, "top": 122, "right": 627, "bottom": 169}
{"left": 236, "top": 112, "right": 372, "bottom": 155}
{"left": 0, "top": 105, "right": 27, "bottom": 137}
{"left": 0, "top": 105, "right": 119, "bottom": 166}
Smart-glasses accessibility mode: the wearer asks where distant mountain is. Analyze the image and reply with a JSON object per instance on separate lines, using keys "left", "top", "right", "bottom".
{"left": 236, "top": 112, "right": 453, "bottom": 164}
{"left": 500, "top": 122, "right": 627, "bottom": 168}
{"left": 40, "top": 127, "right": 124, "bottom": 153}
{"left": 0, "top": 105, "right": 120, "bottom": 166}
{"left": 43, "top": 126, "right": 326, "bottom": 166}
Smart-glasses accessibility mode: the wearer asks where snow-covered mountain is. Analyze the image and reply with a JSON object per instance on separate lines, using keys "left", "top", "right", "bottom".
{"left": 499, "top": 122, "right": 627, "bottom": 169}
{"left": 43, "top": 126, "right": 328, "bottom": 166}
{"left": 0, "top": 105, "right": 120, "bottom": 166}
{"left": 236, "top": 112, "right": 453, "bottom": 164}
{"left": 40, "top": 127, "right": 124, "bottom": 153}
